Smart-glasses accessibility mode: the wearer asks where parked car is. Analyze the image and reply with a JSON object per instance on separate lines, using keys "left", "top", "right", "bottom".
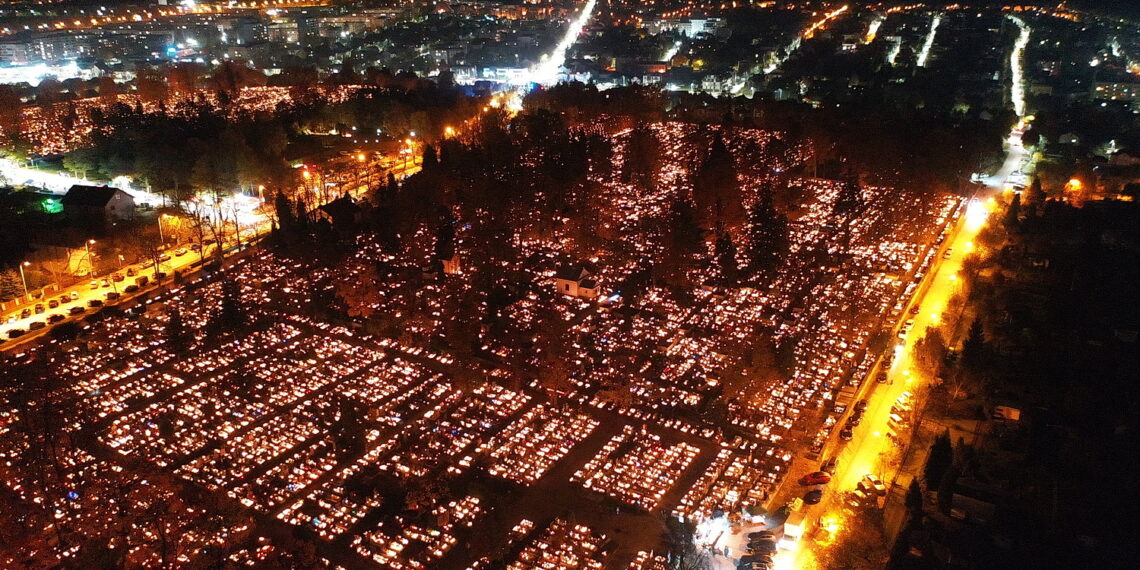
{"left": 126, "top": 267, "right": 137, "bottom": 277}
{"left": 943, "top": 248, "right": 953, "bottom": 259}
{"left": 105, "top": 291, "right": 120, "bottom": 301}
{"left": 34, "top": 303, "right": 45, "bottom": 314}
{"left": 70, "top": 291, "right": 80, "bottom": 300}
{"left": 854, "top": 399, "right": 868, "bottom": 412}
{"left": 158, "top": 254, "right": 171, "bottom": 262}
{"left": 801, "top": 471, "right": 832, "bottom": 486}
{"left": 822, "top": 457, "right": 839, "bottom": 474}
{"left": 175, "top": 248, "right": 187, "bottom": 256}
{"left": 69, "top": 306, "right": 85, "bottom": 315}
{"left": 89, "top": 280, "right": 99, "bottom": 290}
{"left": 839, "top": 426, "right": 854, "bottom": 441}
{"left": 47, "top": 314, "right": 65, "bottom": 324}
{"left": 7, "top": 329, "right": 26, "bottom": 339}
{"left": 60, "top": 294, "right": 72, "bottom": 304}
{"left": 860, "top": 474, "right": 887, "bottom": 496}
{"left": 100, "top": 279, "right": 110, "bottom": 288}
{"left": 20, "top": 308, "right": 31, "bottom": 319}
{"left": 87, "top": 299, "right": 103, "bottom": 308}
{"left": 111, "top": 273, "right": 125, "bottom": 282}
{"left": 909, "top": 304, "right": 921, "bottom": 315}
{"left": 135, "top": 276, "right": 149, "bottom": 286}
{"left": 124, "top": 284, "right": 139, "bottom": 293}
{"left": 804, "top": 489, "right": 824, "bottom": 504}
{"left": 28, "top": 321, "right": 46, "bottom": 330}
{"left": 48, "top": 299, "right": 59, "bottom": 309}
{"left": 748, "top": 531, "right": 777, "bottom": 541}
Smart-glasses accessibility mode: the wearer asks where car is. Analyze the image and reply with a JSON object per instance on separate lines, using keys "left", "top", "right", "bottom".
{"left": 87, "top": 299, "right": 103, "bottom": 308}
{"left": 70, "top": 291, "right": 80, "bottom": 300}
{"left": 801, "top": 471, "right": 832, "bottom": 486}
{"left": 34, "top": 303, "right": 45, "bottom": 314}
{"left": 155, "top": 272, "right": 167, "bottom": 280}
{"left": 876, "top": 369, "right": 888, "bottom": 383}
{"left": 158, "top": 254, "right": 171, "bottom": 262}
{"left": 175, "top": 248, "right": 187, "bottom": 256}
{"left": 105, "top": 291, "right": 120, "bottom": 300}
{"left": 135, "top": 276, "right": 149, "bottom": 286}
{"left": 943, "top": 248, "right": 953, "bottom": 259}
{"left": 860, "top": 474, "right": 888, "bottom": 496}
{"left": 47, "top": 314, "right": 65, "bottom": 324}
{"left": 909, "top": 305, "right": 921, "bottom": 315}
{"left": 749, "top": 531, "right": 777, "bottom": 541}
{"left": 749, "top": 539, "right": 778, "bottom": 553}
{"left": 804, "top": 489, "right": 824, "bottom": 504}
{"left": 48, "top": 299, "right": 59, "bottom": 309}
{"left": 124, "top": 284, "right": 139, "bottom": 293}
{"left": 101, "top": 279, "right": 111, "bottom": 288}
{"left": 848, "top": 413, "right": 862, "bottom": 427}
{"left": 7, "top": 329, "right": 26, "bottom": 339}
{"left": 59, "top": 294, "right": 72, "bottom": 304}
{"left": 822, "top": 457, "right": 839, "bottom": 474}
{"left": 839, "top": 426, "right": 854, "bottom": 441}
{"left": 111, "top": 273, "right": 125, "bottom": 282}
{"left": 69, "top": 306, "right": 85, "bottom": 315}
{"left": 126, "top": 267, "right": 137, "bottom": 277}
{"left": 854, "top": 399, "right": 868, "bottom": 412}
{"left": 28, "top": 321, "right": 46, "bottom": 330}
{"left": 849, "top": 487, "right": 871, "bottom": 506}
{"left": 190, "top": 243, "right": 202, "bottom": 251}
{"left": 89, "top": 280, "right": 99, "bottom": 290}
{"left": 20, "top": 308, "right": 31, "bottom": 319}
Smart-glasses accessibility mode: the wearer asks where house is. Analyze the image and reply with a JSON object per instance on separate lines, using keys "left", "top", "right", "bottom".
{"left": 61, "top": 185, "right": 135, "bottom": 221}
{"left": 315, "top": 195, "right": 362, "bottom": 227}
{"left": 554, "top": 264, "right": 599, "bottom": 299}
{"left": 440, "top": 253, "right": 461, "bottom": 275}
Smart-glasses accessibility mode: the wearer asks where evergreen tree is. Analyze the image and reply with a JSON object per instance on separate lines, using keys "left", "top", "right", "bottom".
{"left": 421, "top": 144, "right": 438, "bottom": 171}
{"left": 906, "top": 479, "right": 924, "bottom": 514}
{"left": 692, "top": 135, "right": 742, "bottom": 230}
{"left": 659, "top": 198, "right": 703, "bottom": 286}
{"left": 715, "top": 232, "right": 738, "bottom": 283}
{"left": 832, "top": 174, "right": 863, "bottom": 219}
{"left": 164, "top": 308, "right": 192, "bottom": 354}
{"left": 274, "top": 191, "right": 295, "bottom": 232}
{"left": 925, "top": 430, "right": 954, "bottom": 485}
{"left": 745, "top": 183, "right": 789, "bottom": 274}
{"left": 214, "top": 277, "right": 246, "bottom": 332}
{"left": 962, "top": 318, "right": 986, "bottom": 369}
{"left": 1003, "top": 193, "right": 1021, "bottom": 232}
{"left": 0, "top": 268, "right": 22, "bottom": 303}
{"left": 1027, "top": 178, "right": 1046, "bottom": 206}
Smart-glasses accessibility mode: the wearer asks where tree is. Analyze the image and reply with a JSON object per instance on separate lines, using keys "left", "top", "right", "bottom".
{"left": 745, "top": 183, "right": 789, "bottom": 275}
{"left": 833, "top": 174, "right": 863, "bottom": 219}
{"left": 164, "top": 308, "right": 192, "bottom": 354}
{"left": 212, "top": 276, "right": 246, "bottom": 332}
{"left": 715, "top": 231, "right": 739, "bottom": 283}
{"left": 914, "top": 327, "right": 947, "bottom": 378}
{"left": 692, "top": 135, "right": 742, "bottom": 230}
{"left": 925, "top": 430, "right": 953, "bottom": 485}
{"left": 906, "top": 479, "right": 924, "bottom": 514}
{"left": 1003, "top": 193, "right": 1021, "bottom": 232}
{"left": 658, "top": 198, "right": 703, "bottom": 287}
{"left": 0, "top": 268, "right": 22, "bottom": 303}
{"left": 962, "top": 317, "right": 986, "bottom": 369}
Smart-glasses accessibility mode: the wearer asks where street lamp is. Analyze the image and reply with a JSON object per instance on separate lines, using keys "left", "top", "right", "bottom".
{"left": 85, "top": 239, "right": 96, "bottom": 275}
{"left": 17, "top": 261, "right": 30, "bottom": 299}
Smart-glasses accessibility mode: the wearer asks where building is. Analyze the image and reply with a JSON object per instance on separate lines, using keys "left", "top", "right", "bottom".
{"left": 61, "top": 185, "right": 135, "bottom": 221}
{"left": 554, "top": 264, "right": 599, "bottom": 299}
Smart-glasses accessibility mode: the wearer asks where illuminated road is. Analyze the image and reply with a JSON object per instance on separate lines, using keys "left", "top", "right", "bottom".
{"left": 1008, "top": 16, "right": 1031, "bottom": 118}
{"left": 790, "top": 197, "right": 994, "bottom": 568}
{"left": 916, "top": 13, "right": 942, "bottom": 68}
{"left": 522, "top": 0, "right": 597, "bottom": 86}
{"left": 1, "top": 158, "right": 418, "bottom": 348}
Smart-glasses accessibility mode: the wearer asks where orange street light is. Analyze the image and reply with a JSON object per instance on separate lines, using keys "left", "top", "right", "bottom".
{"left": 356, "top": 152, "right": 366, "bottom": 162}
{"left": 444, "top": 126, "right": 456, "bottom": 138}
